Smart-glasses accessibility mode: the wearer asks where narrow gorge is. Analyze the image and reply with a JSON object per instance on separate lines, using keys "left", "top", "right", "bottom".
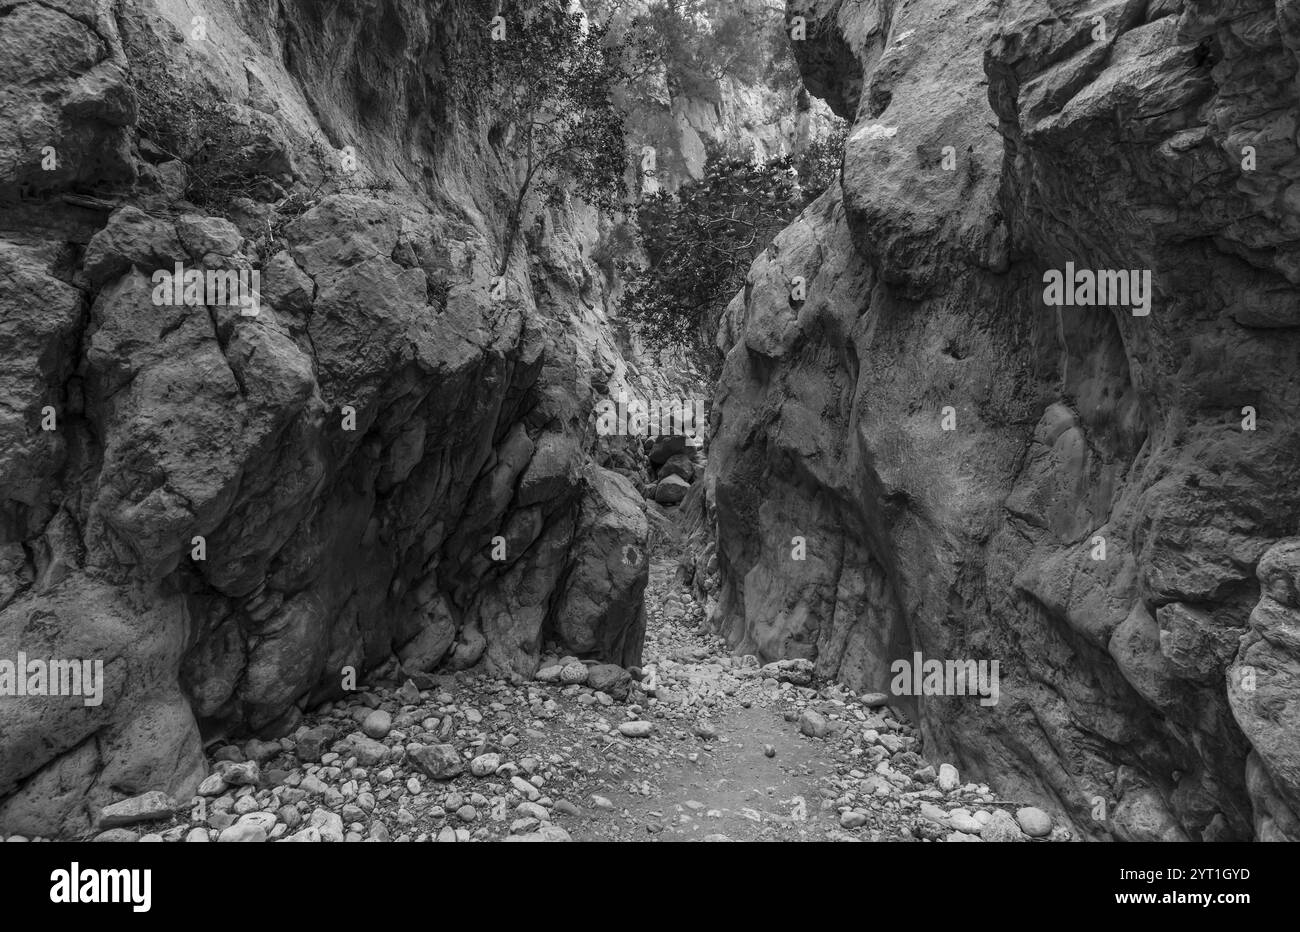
{"left": 0, "top": 0, "right": 1297, "bottom": 849}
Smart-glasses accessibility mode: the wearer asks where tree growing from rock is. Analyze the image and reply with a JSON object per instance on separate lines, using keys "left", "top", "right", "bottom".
{"left": 447, "top": 2, "right": 647, "bottom": 276}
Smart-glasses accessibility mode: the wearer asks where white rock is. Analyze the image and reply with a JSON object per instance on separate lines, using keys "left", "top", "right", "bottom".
{"left": 505, "top": 826, "right": 572, "bottom": 842}
{"left": 919, "top": 802, "right": 949, "bottom": 826}
{"left": 300, "top": 774, "right": 330, "bottom": 796}
{"left": 618, "top": 721, "right": 653, "bottom": 738}
{"left": 217, "top": 823, "right": 266, "bottom": 843}
{"left": 937, "top": 763, "right": 960, "bottom": 792}
{"left": 1016, "top": 806, "right": 1052, "bottom": 838}
{"left": 197, "top": 773, "right": 227, "bottom": 796}
{"left": 948, "top": 808, "right": 983, "bottom": 834}
{"left": 237, "top": 811, "right": 278, "bottom": 833}
{"left": 516, "top": 801, "right": 548, "bottom": 821}
{"left": 309, "top": 807, "right": 344, "bottom": 843}
{"left": 511, "top": 775, "right": 541, "bottom": 801}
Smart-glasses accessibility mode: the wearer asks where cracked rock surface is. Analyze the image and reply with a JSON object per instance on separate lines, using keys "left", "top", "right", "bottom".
{"left": 0, "top": 0, "right": 651, "bottom": 837}
{"left": 700, "top": 0, "right": 1300, "bottom": 841}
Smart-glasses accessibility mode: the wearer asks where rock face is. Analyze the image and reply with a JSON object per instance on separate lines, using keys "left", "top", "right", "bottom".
{"left": 0, "top": 0, "right": 648, "bottom": 836}
{"left": 705, "top": 0, "right": 1300, "bottom": 840}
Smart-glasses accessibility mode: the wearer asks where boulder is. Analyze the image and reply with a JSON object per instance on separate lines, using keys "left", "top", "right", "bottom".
{"left": 658, "top": 453, "right": 696, "bottom": 482}
{"left": 587, "top": 664, "right": 632, "bottom": 699}
{"left": 547, "top": 468, "right": 649, "bottom": 668}
{"left": 653, "top": 474, "right": 691, "bottom": 505}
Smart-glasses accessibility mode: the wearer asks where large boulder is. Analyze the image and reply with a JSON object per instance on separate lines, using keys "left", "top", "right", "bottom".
{"left": 653, "top": 475, "right": 691, "bottom": 505}
{"left": 548, "top": 468, "right": 650, "bottom": 669}
{"left": 658, "top": 453, "right": 696, "bottom": 482}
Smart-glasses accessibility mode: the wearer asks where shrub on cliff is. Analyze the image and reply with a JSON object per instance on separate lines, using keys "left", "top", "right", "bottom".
{"left": 620, "top": 125, "right": 846, "bottom": 364}
{"left": 446, "top": 1, "right": 650, "bottom": 276}
{"left": 129, "top": 49, "right": 284, "bottom": 212}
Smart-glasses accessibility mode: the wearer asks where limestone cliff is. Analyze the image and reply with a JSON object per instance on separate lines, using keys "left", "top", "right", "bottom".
{"left": 0, "top": 0, "right": 651, "bottom": 836}
{"left": 704, "top": 0, "right": 1300, "bottom": 840}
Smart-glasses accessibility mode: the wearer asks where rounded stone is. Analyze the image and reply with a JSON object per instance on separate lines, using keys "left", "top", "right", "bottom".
{"left": 937, "top": 763, "right": 960, "bottom": 792}
{"left": 470, "top": 752, "right": 501, "bottom": 777}
{"left": 361, "top": 709, "right": 392, "bottom": 739}
{"left": 1015, "top": 806, "right": 1052, "bottom": 838}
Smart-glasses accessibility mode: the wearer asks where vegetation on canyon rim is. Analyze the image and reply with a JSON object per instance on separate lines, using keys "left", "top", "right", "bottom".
{"left": 619, "top": 132, "right": 846, "bottom": 369}
{"left": 446, "top": 1, "right": 644, "bottom": 276}
{"left": 124, "top": 0, "right": 838, "bottom": 367}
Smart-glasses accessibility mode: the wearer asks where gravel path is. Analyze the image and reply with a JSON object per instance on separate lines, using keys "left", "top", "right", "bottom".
{"left": 49, "top": 550, "right": 1071, "bottom": 843}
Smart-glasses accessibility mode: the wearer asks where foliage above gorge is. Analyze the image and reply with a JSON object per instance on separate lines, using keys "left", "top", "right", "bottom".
{"left": 444, "top": 1, "right": 651, "bottom": 275}
{"left": 612, "top": 0, "right": 800, "bottom": 95}
{"left": 620, "top": 123, "right": 847, "bottom": 366}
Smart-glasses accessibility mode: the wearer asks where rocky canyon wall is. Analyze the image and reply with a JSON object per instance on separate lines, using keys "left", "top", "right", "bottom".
{"left": 0, "top": 0, "right": 653, "bottom": 837}
{"left": 704, "top": 0, "right": 1300, "bottom": 840}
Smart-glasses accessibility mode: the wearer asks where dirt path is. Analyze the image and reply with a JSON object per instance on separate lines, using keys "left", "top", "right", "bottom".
{"left": 570, "top": 703, "right": 847, "bottom": 841}
{"left": 563, "top": 554, "right": 859, "bottom": 841}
